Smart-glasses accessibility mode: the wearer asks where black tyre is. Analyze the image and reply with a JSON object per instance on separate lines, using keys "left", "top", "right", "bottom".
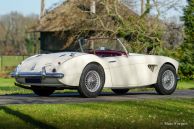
{"left": 112, "top": 89, "right": 129, "bottom": 95}
{"left": 155, "top": 64, "right": 177, "bottom": 95}
{"left": 78, "top": 63, "right": 105, "bottom": 98}
{"left": 32, "top": 87, "right": 55, "bottom": 97}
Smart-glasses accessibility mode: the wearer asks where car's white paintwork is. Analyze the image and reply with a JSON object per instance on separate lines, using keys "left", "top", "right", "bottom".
{"left": 15, "top": 51, "right": 179, "bottom": 89}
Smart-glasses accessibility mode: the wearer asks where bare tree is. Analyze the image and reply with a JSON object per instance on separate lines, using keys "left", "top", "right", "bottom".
{"left": 0, "top": 12, "right": 38, "bottom": 55}
{"left": 149, "top": 0, "right": 181, "bottom": 17}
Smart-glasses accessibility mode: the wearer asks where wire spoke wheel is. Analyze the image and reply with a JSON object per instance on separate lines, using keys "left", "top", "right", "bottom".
{"left": 162, "top": 70, "right": 175, "bottom": 90}
{"left": 78, "top": 63, "right": 105, "bottom": 98}
{"left": 85, "top": 71, "right": 101, "bottom": 92}
{"left": 155, "top": 64, "right": 177, "bottom": 95}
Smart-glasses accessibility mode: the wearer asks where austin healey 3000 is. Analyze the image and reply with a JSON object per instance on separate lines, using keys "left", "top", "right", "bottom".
{"left": 11, "top": 38, "right": 179, "bottom": 98}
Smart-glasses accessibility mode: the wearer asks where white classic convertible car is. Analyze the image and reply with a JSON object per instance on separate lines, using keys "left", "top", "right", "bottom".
{"left": 11, "top": 38, "right": 179, "bottom": 98}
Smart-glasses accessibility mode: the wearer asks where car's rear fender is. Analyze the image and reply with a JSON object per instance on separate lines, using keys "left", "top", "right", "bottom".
{"left": 152, "top": 56, "right": 179, "bottom": 84}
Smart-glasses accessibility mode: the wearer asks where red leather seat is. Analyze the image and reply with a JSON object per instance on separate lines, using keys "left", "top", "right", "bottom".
{"left": 88, "top": 50, "right": 127, "bottom": 57}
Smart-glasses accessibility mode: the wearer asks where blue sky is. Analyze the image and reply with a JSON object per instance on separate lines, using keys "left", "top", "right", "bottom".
{"left": 0, "top": 0, "right": 63, "bottom": 15}
{"left": 0, "top": 0, "right": 187, "bottom": 21}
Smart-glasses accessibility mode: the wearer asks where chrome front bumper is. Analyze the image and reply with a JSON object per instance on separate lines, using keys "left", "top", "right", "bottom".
{"left": 11, "top": 67, "right": 64, "bottom": 79}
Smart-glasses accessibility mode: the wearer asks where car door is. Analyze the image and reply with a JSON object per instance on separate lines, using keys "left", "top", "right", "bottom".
{"left": 127, "top": 55, "right": 156, "bottom": 86}
{"left": 104, "top": 55, "right": 155, "bottom": 87}
{"left": 103, "top": 56, "right": 132, "bottom": 87}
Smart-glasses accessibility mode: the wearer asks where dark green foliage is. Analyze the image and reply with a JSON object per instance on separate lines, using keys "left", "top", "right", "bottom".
{"left": 25, "top": 38, "right": 35, "bottom": 55}
{"left": 180, "top": 0, "right": 194, "bottom": 79}
{"left": 145, "top": 0, "right": 151, "bottom": 14}
{"left": 117, "top": 15, "right": 165, "bottom": 55}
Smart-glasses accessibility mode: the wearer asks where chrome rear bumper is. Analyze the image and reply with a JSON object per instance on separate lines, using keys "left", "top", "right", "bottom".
{"left": 11, "top": 67, "right": 64, "bottom": 79}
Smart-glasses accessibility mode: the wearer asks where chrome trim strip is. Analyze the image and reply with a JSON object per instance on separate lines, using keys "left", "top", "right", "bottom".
{"left": 11, "top": 72, "right": 64, "bottom": 78}
{"left": 11, "top": 66, "right": 64, "bottom": 79}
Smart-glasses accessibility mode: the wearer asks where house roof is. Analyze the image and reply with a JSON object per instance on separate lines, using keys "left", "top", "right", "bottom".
{"left": 31, "top": 0, "right": 137, "bottom": 32}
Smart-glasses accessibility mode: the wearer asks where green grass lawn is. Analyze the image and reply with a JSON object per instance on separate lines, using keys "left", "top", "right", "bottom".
{"left": 0, "top": 78, "right": 193, "bottom": 95}
{"left": 177, "top": 80, "right": 194, "bottom": 90}
{"left": 0, "top": 78, "right": 32, "bottom": 95}
{"left": 0, "top": 56, "right": 28, "bottom": 67}
{"left": 0, "top": 99, "right": 193, "bottom": 129}
{"left": 0, "top": 78, "right": 193, "bottom": 129}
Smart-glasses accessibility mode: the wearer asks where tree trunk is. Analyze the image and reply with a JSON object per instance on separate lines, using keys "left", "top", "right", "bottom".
{"left": 145, "top": 0, "right": 151, "bottom": 14}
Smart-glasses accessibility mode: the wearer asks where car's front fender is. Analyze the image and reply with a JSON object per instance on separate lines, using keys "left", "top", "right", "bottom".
{"left": 57, "top": 54, "right": 112, "bottom": 87}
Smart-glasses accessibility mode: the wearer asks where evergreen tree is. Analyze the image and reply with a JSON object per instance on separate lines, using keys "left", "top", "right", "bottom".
{"left": 181, "top": 0, "right": 194, "bottom": 79}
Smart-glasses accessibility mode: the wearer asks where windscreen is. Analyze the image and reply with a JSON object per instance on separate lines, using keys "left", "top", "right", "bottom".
{"left": 80, "top": 38, "right": 126, "bottom": 53}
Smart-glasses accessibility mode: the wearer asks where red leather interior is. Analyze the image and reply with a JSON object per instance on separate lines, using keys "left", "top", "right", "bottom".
{"left": 88, "top": 50, "right": 127, "bottom": 57}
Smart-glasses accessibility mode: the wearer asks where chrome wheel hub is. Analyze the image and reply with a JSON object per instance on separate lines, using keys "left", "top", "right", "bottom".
{"left": 85, "top": 71, "right": 101, "bottom": 92}
{"left": 162, "top": 70, "right": 175, "bottom": 90}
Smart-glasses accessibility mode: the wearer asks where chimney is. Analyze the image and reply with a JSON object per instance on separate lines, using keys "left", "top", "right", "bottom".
{"left": 141, "top": 0, "right": 145, "bottom": 15}
{"left": 90, "top": 1, "right": 96, "bottom": 14}
{"left": 40, "top": 0, "right": 45, "bottom": 18}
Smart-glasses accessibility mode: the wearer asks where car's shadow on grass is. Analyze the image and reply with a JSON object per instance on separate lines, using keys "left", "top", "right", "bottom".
{"left": 0, "top": 106, "right": 58, "bottom": 129}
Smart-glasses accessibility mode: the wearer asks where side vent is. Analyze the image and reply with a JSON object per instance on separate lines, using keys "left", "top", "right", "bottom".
{"left": 148, "top": 65, "right": 157, "bottom": 72}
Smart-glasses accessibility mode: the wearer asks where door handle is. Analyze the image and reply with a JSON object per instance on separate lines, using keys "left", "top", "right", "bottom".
{"left": 109, "top": 60, "right": 117, "bottom": 63}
